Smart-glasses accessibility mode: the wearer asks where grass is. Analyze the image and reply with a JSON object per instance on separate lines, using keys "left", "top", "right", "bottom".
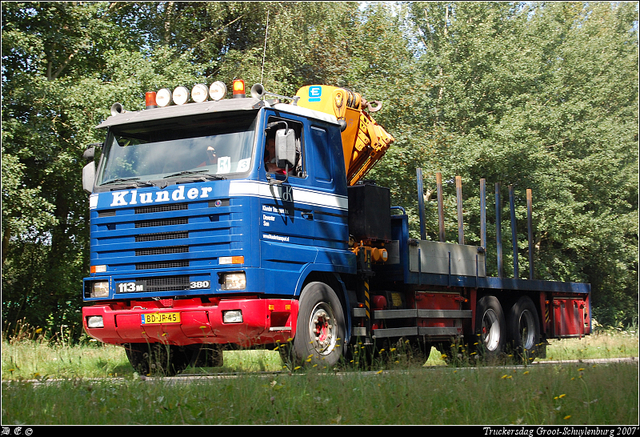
{"left": 3, "top": 330, "right": 637, "bottom": 380}
{"left": 2, "top": 360, "right": 637, "bottom": 425}
{"left": 1, "top": 329, "right": 638, "bottom": 425}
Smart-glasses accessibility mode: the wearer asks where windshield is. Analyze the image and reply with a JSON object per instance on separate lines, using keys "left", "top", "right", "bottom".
{"left": 96, "top": 113, "right": 257, "bottom": 188}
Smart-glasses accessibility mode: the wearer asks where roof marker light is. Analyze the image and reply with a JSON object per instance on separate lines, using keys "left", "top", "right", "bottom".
{"left": 209, "top": 81, "right": 227, "bottom": 101}
{"left": 232, "top": 79, "right": 246, "bottom": 98}
{"left": 173, "top": 86, "right": 189, "bottom": 105}
{"left": 156, "top": 88, "right": 172, "bottom": 107}
{"left": 192, "top": 83, "right": 209, "bottom": 103}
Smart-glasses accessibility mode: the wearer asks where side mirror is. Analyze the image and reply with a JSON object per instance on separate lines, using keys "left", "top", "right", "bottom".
{"left": 83, "top": 147, "right": 95, "bottom": 161}
{"left": 83, "top": 143, "right": 102, "bottom": 162}
{"left": 82, "top": 162, "right": 95, "bottom": 193}
{"left": 275, "top": 128, "right": 296, "bottom": 170}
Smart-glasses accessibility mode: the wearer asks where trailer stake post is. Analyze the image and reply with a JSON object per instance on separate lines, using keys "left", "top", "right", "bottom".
{"left": 509, "top": 185, "right": 519, "bottom": 279}
{"left": 495, "top": 183, "right": 503, "bottom": 278}
{"left": 437, "top": 172, "right": 445, "bottom": 242}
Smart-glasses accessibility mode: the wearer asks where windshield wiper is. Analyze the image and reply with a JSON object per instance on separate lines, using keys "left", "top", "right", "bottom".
{"left": 103, "top": 176, "right": 141, "bottom": 184}
{"left": 163, "top": 170, "right": 225, "bottom": 180}
{"left": 102, "top": 177, "right": 156, "bottom": 190}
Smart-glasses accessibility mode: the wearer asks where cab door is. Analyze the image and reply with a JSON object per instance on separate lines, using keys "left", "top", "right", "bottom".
{"left": 257, "top": 112, "right": 351, "bottom": 294}
{"left": 258, "top": 114, "right": 317, "bottom": 294}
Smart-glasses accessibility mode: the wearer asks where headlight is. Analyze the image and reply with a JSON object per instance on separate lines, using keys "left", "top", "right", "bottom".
{"left": 86, "top": 315, "right": 104, "bottom": 328}
{"left": 223, "top": 310, "right": 243, "bottom": 324}
{"left": 221, "top": 272, "right": 246, "bottom": 290}
{"left": 91, "top": 281, "right": 110, "bottom": 298}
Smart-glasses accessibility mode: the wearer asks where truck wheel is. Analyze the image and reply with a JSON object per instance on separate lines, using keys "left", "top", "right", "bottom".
{"left": 506, "top": 296, "right": 541, "bottom": 363}
{"left": 474, "top": 295, "right": 507, "bottom": 362}
{"left": 124, "top": 343, "right": 189, "bottom": 376}
{"left": 289, "top": 281, "right": 346, "bottom": 368}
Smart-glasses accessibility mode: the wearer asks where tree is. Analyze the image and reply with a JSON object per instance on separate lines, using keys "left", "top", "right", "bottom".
{"left": 405, "top": 2, "right": 638, "bottom": 326}
{"left": 1, "top": 2, "right": 201, "bottom": 333}
{"left": 2, "top": 1, "right": 636, "bottom": 335}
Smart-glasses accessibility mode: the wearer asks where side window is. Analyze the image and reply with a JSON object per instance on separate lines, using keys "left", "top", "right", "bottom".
{"left": 264, "top": 117, "right": 304, "bottom": 178}
{"left": 311, "top": 126, "right": 333, "bottom": 185}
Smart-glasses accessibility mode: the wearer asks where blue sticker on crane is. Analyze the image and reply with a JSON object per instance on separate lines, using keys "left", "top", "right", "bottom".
{"left": 308, "top": 86, "right": 322, "bottom": 102}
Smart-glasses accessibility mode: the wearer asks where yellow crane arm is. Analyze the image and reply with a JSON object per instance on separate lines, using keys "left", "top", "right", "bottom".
{"left": 295, "top": 85, "right": 395, "bottom": 186}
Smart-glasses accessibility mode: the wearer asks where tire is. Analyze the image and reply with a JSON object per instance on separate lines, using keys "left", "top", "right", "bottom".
{"left": 506, "top": 296, "right": 541, "bottom": 363}
{"left": 474, "top": 295, "right": 507, "bottom": 362}
{"left": 287, "top": 281, "right": 346, "bottom": 368}
{"left": 124, "top": 343, "right": 190, "bottom": 376}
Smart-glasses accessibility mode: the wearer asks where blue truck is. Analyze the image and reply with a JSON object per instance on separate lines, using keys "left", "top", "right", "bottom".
{"left": 81, "top": 80, "right": 591, "bottom": 375}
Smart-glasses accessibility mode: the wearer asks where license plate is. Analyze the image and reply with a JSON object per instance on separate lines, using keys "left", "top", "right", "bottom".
{"left": 141, "top": 312, "right": 181, "bottom": 325}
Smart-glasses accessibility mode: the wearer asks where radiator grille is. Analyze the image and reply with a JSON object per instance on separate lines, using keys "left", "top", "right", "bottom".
{"left": 135, "top": 231, "right": 189, "bottom": 242}
{"left": 135, "top": 204, "right": 188, "bottom": 214}
{"left": 137, "top": 276, "right": 191, "bottom": 292}
{"left": 135, "top": 246, "right": 189, "bottom": 257}
{"left": 136, "top": 218, "right": 188, "bottom": 228}
{"left": 92, "top": 196, "right": 233, "bottom": 283}
{"left": 136, "top": 261, "right": 189, "bottom": 270}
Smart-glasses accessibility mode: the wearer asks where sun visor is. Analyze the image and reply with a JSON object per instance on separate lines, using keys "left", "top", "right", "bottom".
{"left": 96, "top": 98, "right": 264, "bottom": 130}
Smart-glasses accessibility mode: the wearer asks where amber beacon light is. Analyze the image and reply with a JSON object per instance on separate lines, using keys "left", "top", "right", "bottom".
{"left": 232, "top": 79, "right": 246, "bottom": 98}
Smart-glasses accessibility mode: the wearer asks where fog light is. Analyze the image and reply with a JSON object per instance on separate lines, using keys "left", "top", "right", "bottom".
{"left": 173, "top": 86, "right": 189, "bottom": 105}
{"left": 209, "top": 81, "right": 227, "bottom": 101}
{"left": 87, "top": 315, "right": 104, "bottom": 328}
{"left": 221, "top": 272, "right": 246, "bottom": 290}
{"left": 191, "top": 83, "right": 209, "bottom": 103}
{"left": 156, "top": 88, "right": 172, "bottom": 107}
{"left": 91, "top": 281, "right": 109, "bottom": 298}
{"left": 223, "top": 310, "right": 243, "bottom": 324}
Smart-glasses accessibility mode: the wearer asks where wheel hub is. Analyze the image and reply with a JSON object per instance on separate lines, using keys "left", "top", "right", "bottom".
{"left": 518, "top": 309, "right": 536, "bottom": 350}
{"left": 309, "top": 303, "right": 336, "bottom": 355}
{"left": 481, "top": 309, "right": 500, "bottom": 351}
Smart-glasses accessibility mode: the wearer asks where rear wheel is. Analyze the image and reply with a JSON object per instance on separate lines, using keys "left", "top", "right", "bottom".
{"left": 474, "top": 295, "right": 507, "bottom": 362}
{"left": 506, "top": 296, "right": 541, "bottom": 363}
{"left": 284, "top": 281, "right": 346, "bottom": 369}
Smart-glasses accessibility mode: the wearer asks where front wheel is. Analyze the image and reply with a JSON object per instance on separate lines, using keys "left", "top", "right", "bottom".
{"left": 285, "top": 281, "right": 346, "bottom": 369}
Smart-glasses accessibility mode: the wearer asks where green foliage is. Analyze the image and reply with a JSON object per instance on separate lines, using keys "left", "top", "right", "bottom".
{"left": 402, "top": 2, "right": 637, "bottom": 322}
{"left": 2, "top": 1, "right": 637, "bottom": 335}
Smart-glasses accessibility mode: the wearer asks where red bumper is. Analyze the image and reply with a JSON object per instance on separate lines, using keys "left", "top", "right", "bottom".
{"left": 82, "top": 296, "right": 298, "bottom": 347}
